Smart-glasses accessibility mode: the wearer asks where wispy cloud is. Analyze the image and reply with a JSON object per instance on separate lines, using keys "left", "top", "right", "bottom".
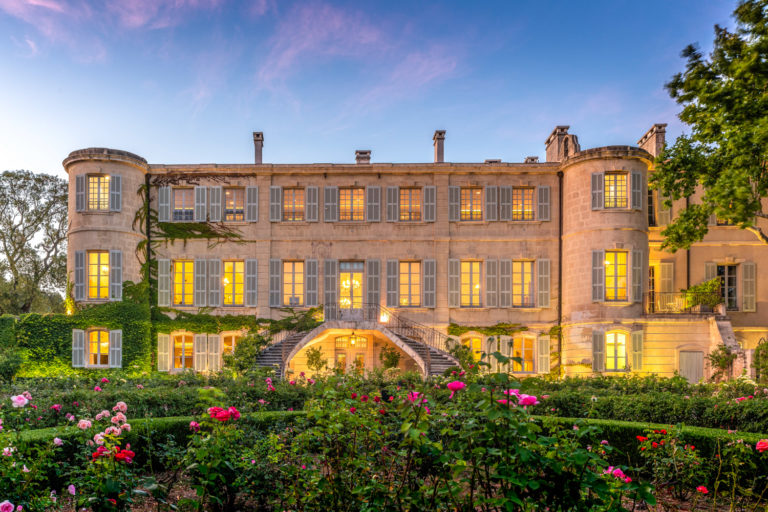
{"left": 10, "top": 34, "right": 39, "bottom": 56}
{"left": 105, "top": 0, "right": 224, "bottom": 30}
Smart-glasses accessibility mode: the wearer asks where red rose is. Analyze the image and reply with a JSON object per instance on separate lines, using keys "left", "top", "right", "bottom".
{"left": 351, "top": 393, "right": 357, "bottom": 399}
{"left": 373, "top": 396, "right": 381, "bottom": 403}
{"left": 360, "top": 395, "right": 369, "bottom": 402}
{"left": 214, "top": 409, "right": 231, "bottom": 422}
{"left": 379, "top": 409, "right": 386, "bottom": 415}
{"left": 228, "top": 406, "right": 241, "bottom": 420}
{"left": 636, "top": 436, "right": 648, "bottom": 442}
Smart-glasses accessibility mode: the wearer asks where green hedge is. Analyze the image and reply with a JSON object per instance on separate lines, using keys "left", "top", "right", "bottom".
{"left": 0, "top": 315, "right": 15, "bottom": 348}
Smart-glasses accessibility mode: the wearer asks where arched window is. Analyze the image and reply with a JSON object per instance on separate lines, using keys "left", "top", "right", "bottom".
{"left": 605, "top": 330, "right": 628, "bottom": 371}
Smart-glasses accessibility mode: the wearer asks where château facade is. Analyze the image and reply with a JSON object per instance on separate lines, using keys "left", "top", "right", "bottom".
{"left": 64, "top": 125, "right": 768, "bottom": 381}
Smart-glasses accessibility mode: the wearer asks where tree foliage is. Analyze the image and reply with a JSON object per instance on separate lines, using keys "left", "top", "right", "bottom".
{"left": 651, "top": 0, "right": 768, "bottom": 251}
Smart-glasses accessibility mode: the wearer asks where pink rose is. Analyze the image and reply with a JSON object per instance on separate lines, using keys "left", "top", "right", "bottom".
{"left": 120, "top": 423, "right": 131, "bottom": 432}
{"left": 446, "top": 381, "right": 466, "bottom": 399}
{"left": 101, "top": 378, "right": 109, "bottom": 384}
{"left": 190, "top": 421, "right": 200, "bottom": 432}
{"left": 518, "top": 394, "right": 540, "bottom": 406}
{"left": 77, "top": 419, "right": 92, "bottom": 430}
{"left": 53, "top": 437, "right": 63, "bottom": 447}
{"left": 349, "top": 406, "right": 356, "bottom": 414}
{"left": 113, "top": 401, "right": 128, "bottom": 413}
{"left": 68, "top": 484, "right": 76, "bottom": 496}
{"left": 10, "top": 395, "right": 28, "bottom": 408}
{"left": 0, "top": 500, "right": 14, "bottom": 512}
{"left": 93, "top": 386, "right": 102, "bottom": 392}
{"left": 756, "top": 439, "right": 768, "bottom": 453}
{"left": 227, "top": 406, "right": 241, "bottom": 420}
{"left": 50, "top": 404, "right": 62, "bottom": 412}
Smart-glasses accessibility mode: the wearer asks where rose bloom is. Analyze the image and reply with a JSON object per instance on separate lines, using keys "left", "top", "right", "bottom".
{"left": 227, "top": 406, "right": 241, "bottom": 420}
{"left": 373, "top": 396, "right": 381, "bottom": 403}
{"left": 120, "top": 423, "right": 131, "bottom": 432}
{"left": 349, "top": 406, "right": 357, "bottom": 414}
{"left": 214, "top": 409, "right": 231, "bottom": 422}
{"left": 68, "top": 484, "right": 76, "bottom": 496}
{"left": 756, "top": 439, "right": 768, "bottom": 453}
{"left": 189, "top": 421, "right": 200, "bottom": 432}
{"left": 93, "top": 386, "right": 102, "bottom": 392}
{"left": 105, "top": 426, "right": 121, "bottom": 436}
{"left": 112, "top": 402, "right": 128, "bottom": 413}
{"left": 50, "top": 404, "right": 62, "bottom": 413}
{"left": 101, "top": 378, "right": 109, "bottom": 384}
{"left": 93, "top": 434, "right": 105, "bottom": 446}
{"left": 360, "top": 395, "right": 369, "bottom": 402}
{"left": 0, "top": 500, "right": 14, "bottom": 512}
{"left": 10, "top": 395, "right": 28, "bottom": 408}
{"left": 77, "top": 419, "right": 92, "bottom": 430}
{"left": 53, "top": 437, "right": 63, "bottom": 447}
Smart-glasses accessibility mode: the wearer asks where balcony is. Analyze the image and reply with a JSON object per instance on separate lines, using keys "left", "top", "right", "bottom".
{"left": 645, "top": 292, "right": 721, "bottom": 315}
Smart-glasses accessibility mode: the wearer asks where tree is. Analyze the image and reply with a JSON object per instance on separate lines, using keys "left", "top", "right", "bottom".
{"left": 0, "top": 170, "right": 68, "bottom": 314}
{"left": 651, "top": 0, "right": 768, "bottom": 251}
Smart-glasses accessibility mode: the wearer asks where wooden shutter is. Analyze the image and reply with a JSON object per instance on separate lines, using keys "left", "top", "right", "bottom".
{"left": 207, "top": 259, "right": 221, "bottom": 307}
{"left": 366, "top": 259, "right": 380, "bottom": 306}
{"left": 74, "top": 250, "right": 85, "bottom": 301}
{"left": 631, "top": 330, "right": 644, "bottom": 371}
{"left": 109, "top": 330, "right": 122, "bottom": 368}
{"left": 305, "top": 259, "right": 318, "bottom": 306}
{"left": 109, "top": 174, "right": 122, "bottom": 212}
{"left": 592, "top": 250, "right": 605, "bottom": 301}
{"left": 537, "top": 334, "right": 550, "bottom": 374}
{"left": 742, "top": 261, "right": 756, "bottom": 312}
{"left": 245, "top": 186, "right": 259, "bottom": 222}
{"left": 448, "top": 259, "right": 460, "bottom": 307}
{"left": 705, "top": 262, "right": 717, "bottom": 281}
{"left": 386, "top": 259, "right": 398, "bottom": 307}
{"left": 194, "top": 334, "right": 208, "bottom": 372}
{"left": 324, "top": 186, "right": 338, "bottom": 222}
{"left": 499, "top": 259, "right": 512, "bottom": 307}
{"left": 537, "top": 186, "right": 550, "bottom": 221}
{"left": 245, "top": 259, "right": 258, "bottom": 307}
{"left": 449, "top": 186, "right": 460, "bottom": 221}
{"left": 657, "top": 193, "right": 671, "bottom": 225}
{"left": 423, "top": 186, "right": 436, "bottom": 222}
{"left": 386, "top": 187, "right": 399, "bottom": 222}
{"left": 72, "top": 329, "right": 85, "bottom": 368}
{"left": 485, "top": 186, "right": 498, "bottom": 221}
{"left": 499, "top": 186, "right": 512, "bottom": 221}
{"left": 269, "top": 259, "right": 282, "bottom": 307}
{"left": 423, "top": 259, "right": 436, "bottom": 308}
{"left": 537, "top": 259, "right": 550, "bottom": 308}
{"left": 708, "top": 213, "right": 718, "bottom": 226}
{"left": 158, "top": 259, "right": 171, "bottom": 307}
{"left": 632, "top": 250, "right": 643, "bottom": 303}
{"left": 660, "top": 262, "right": 674, "bottom": 292}
{"left": 592, "top": 331, "right": 605, "bottom": 372}
{"left": 158, "top": 186, "right": 171, "bottom": 222}
{"left": 631, "top": 171, "right": 642, "bottom": 210}
{"left": 485, "top": 259, "right": 498, "bottom": 307}
{"left": 209, "top": 186, "right": 222, "bottom": 222}
{"left": 366, "top": 186, "right": 381, "bottom": 222}
{"left": 157, "top": 333, "right": 170, "bottom": 372}
{"left": 324, "top": 259, "right": 338, "bottom": 305}
{"left": 109, "top": 250, "right": 122, "bottom": 301}
{"left": 75, "top": 175, "right": 85, "bottom": 212}
{"left": 591, "top": 173, "right": 604, "bottom": 210}
{"left": 207, "top": 334, "right": 221, "bottom": 372}
{"left": 269, "top": 186, "right": 282, "bottom": 222}
{"left": 194, "top": 186, "right": 207, "bottom": 222}
{"left": 306, "top": 186, "right": 319, "bottom": 222}
{"left": 194, "top": 259, "right": 207, "bottom": 307}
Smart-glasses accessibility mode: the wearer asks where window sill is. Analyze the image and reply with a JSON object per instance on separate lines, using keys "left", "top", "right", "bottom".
{"left": 601, "top": 301, "right": 635, "bottom": 307}
{"left": 86, "top": 365, "right": 111, "bottom": 370}
{"left": 81, "top": 210, "right": 113, "bottom": 215}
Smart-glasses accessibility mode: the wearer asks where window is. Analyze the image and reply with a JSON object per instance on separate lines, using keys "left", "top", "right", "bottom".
{"left": 173, "top": 260, "right": 194, "bottom": 306}
{"left": 716, "top": 216, "right": 734, "bottom": 226}
{"left": 222, "top": 334, "right": 240, "bottom": 356}
{"left": 717, "top": 265, "right": 738, "bottom": 310}
{"left": 282, "top": 188, "right": 305, "bottom": 221}
{"left": 224, "top": 188, "right": 244, "bottom": 221}
{"left": 87, "top": 251, "right": 110, "bottom": 300}
{"left": 512, "top": 261, "right": 534, "bottom": 307}
{"left": 604, "top": 251, "right": 628, "bottom": 301}
{"left": 399, "top": 188, "right": 422, "bottom": 221}
{"left": 88, "top": 329, "right": 110, "bottom": 367}
{"left": 604, "top": 172, "right": 628, "bottom": 208}
{"left": 222, "top": 260, "right": 244, "bottom": 306}
{"left": 336, "top": 352, "right": 347, "bottom": 372}
{"left": 512, "top": 187, "right": 535, "bottom": 221}
{"left": 460, "top": 188, "right": 483, "bottom": 221}
{"left": 512, "top": 336, "right": 535, "bottom": 373}
{"left": 399, "top": 261, "right": 421, "bottom": 306}
{"left": 353, "top": 353, "right": 365, "bottom": 374}
{"left": 335, "top": 336, "right": 348, "bottom": 349}
{"left": 463, "top": 337, "right": 482, "bottom": 361}
{"left": 460, "top": 261, "right": 482, "bottom": 307}
{"left": 647, "top": 189, "right": 656, "bottom": 226}
{"left": 283, "top": 261, "right": 304, "bottom": 306}
{"left": 173, "top": 189, "right": 194, "bottom": 221}
{"left": 339, "top": 188, "right": 364, "bottom": 221}
{"left": 339, "top": 262, "right": 363, "bottom": 309}
{"left": 335, "top": 335, "right": 367, "bottom": 348}
{"left": 605, "top": 331, "right": 627, "bottom": 371}
{"left": 173, "top": 333, "right": 194, "bottom": 369}
{"left": 87, "top": 175, "right": 110, "bottom": 211}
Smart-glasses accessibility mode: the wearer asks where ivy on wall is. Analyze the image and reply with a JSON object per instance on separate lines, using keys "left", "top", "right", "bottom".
{"left": 447, "top": 322, "right": 528, "bottom": 338}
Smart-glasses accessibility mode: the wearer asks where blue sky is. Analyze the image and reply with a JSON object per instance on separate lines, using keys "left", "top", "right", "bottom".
{"left": 0, "top": 0, "right": 737, "bottom": 177}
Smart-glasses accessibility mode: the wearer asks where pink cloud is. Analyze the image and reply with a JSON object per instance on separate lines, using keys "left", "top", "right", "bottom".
{"left": 106, "top": 0, "right": 224, "bottom": 30}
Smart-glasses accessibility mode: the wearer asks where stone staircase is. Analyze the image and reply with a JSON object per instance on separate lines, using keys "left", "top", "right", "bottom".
{"left": 254, "top": 331, "right": 306, "bottom": 377}
{"left": 394, "top": 332, "right": 458, "bottom": 376}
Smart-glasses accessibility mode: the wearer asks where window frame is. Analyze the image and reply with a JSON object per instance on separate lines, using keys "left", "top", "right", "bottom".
{"left": 604, "top": 250, "right": 628, "bottom": 302}
{"left": 511, "top": 187, "right": 535, "bottom": 221}
{"left": 339, "top": 187, "right": 365, "bottom": 221}
{"left": 87, "top": 250, "right": 110, "bottom": 301}
{"left": 460, "top": 187, "right": 483, "bottom": 221}
{"left": 511, "top": 260, "right": 535, "bottom": 307}
{"left": 222, "top": 332, "right": 241, "bottom": 356}
{"left": 511, "top": 335, "right": 536, "bottom": 373}
{"left": 86, "top": 328, "right": 110, "bottom": 368}
{"left": 172, "top": 259, "right": 194, "bottom": 306}
{"left": 282, "top": 188, "right": 305, "bottom": 221}
{"left": 460, "top": 260, "right": 482, "bottom": 307}
{"left": 399, "top": 188, "right": 422, "bottom": 221}
{"left": 717, "top": 264, "right": 738, "bottom": 311}
{"left": 399, "top": 261, "right": 422, "bottom": 307}
{"left": 172, "top": 332, "right": 194, "bottom": 370}
{"left": 604, "top": 172, "right": 629, "bottom": 209}
{"left": 222, "top": 260, "right": 245, "bottom": 307}
{"left": 87, "top": 175, "right": 111, "bottom": 212}
{"left": 463, "top": 336, "right": 483, "bottom": 362}
{"left": 605, "top": 330, "right": 628, "bottom": 372}
{"left": 283, "top": 260, "right": 305, "bottom": 307}
{"left": 172, "top": 188, "right": 195, "bottom": 222}
{"left": 224, "top": 188, "right": 245, "bottom": 222}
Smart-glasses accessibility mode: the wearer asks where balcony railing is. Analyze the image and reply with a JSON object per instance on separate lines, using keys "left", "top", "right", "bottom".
{"left": 645, "top": 292, "right": 721, "bottom": 314}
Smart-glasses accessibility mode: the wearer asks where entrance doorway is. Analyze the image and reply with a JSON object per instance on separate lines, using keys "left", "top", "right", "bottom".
{"left": 339, "top": 262, "right": 364, "bottom": 320}
{"left": 334, "top": 334, "right": 368, "bottom": 374}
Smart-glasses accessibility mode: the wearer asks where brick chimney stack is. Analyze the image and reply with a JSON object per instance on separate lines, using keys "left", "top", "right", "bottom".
{"left": 355, "top": 150, "right": 371, "bottom": 164}
{"left": 433, "top": 130, "right": 446, "bottom": 163}
{"left": 253, "top": 132, "right": 264, "bottom": 164}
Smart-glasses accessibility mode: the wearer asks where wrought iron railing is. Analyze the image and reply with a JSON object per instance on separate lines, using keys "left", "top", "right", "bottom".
{"left": 645, "top": 292, "right": 721, "bottom": 314}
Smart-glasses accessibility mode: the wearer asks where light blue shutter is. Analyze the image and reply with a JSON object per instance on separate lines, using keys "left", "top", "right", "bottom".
{"left": 592, "top": 250, "right": 605, "bottom": 301}
{"left": 499, "top": 259, "right": 512, "bottom": 307}
{"left": 305, "top": 259, "right": 318, "bottom": 306}
{"left": 537, "top": 334, "right": 550, "bottom": 374}
{"left": 158, "top": 186, "right": 171, "bottom": 222}
{"left": 74, "top": 250, "right": 85, "bottom": 301}
{"left": 386, "top": 259, "right": 398, "bottom": 307}
{"left": 423, "top": 186, "right": 436, "bottom": 222}
{"left": 245, "top": 259, "right": 258, "bottom": 307}
{"left": 207, "top": 334, "right": 221, "bottom": 372}
{"left": 72, "top": 329, "right": 85, "bottom": 368}
{"left": 742, "top": 262, "right": 756, "bottom": 312}
{"left": 705, "top": 262, "right": 717, "bottom": 281}
{"left": 449, "top": 187, "right": 460, "bottom": 221}
{"left": 270, "top": 186, "right": 282, "bottom": 222}
{"left": 158, "top": 259, "right": 171, "bottom": 307}
{"left": 209, "top": 186, "right": 222, "bottom": 222}
{"left": 366, "top": 259, "right": 380, "bottom": 306}
{"left": 499, "top": 186, "right": 512, "bottom": 221}
{"left": 157, "top": 333, "right": 170, "bottom": 372}
{"left": 324, "top": 259, "right": 338, "bottom": 306}
{"left": 194, "top": 334, "right": 208, "bottom": 372}
{"left": 75, "top": 175, "right": 85, "bottom": 212}
{"left": 194, "top": 259, "right": 207, "bottom": 307}
{"left": 591, "top": 173, "right": 604, "bottom": 210}
{"left": 423, "top": 259, "right": 436, "bottom": 308}
{"left": 592, "top": 331, "right": 605, "bottom": 372}
{"left": 631, "top": 171, "right": 642, "bottom": 210}
{"left": 109, "top": 175, "right": 122, "bottom": 212}
{"left": 109, "top": 330, "right": 122, "bottom": 368}
{"left": 657, "top": 193, "right": 671, "bottom": 225}
{"left": 485, "top": 186, "right": 498, "bottom": 221}
{"left": 194, "top": 186, "right": 207, "bottom": 222}
{"left": 269, "top": 259, "right": 281, "bottom": 307}
{"left": 537, "top": 186, "right": 550, "bottom": 221}
{"left": 208, "top": 259, "right": 221, "bottom": 307}
{"left": 245, "top": 186, "right": 259, "bottom": 222}
{"left": 632, "top": 250, "right": 643, "bottom": 303}
{"left": 109, "top": 250, "right": 122, "bottom": 301}
{"left": 306, "top": 186, "right": 319, "bottom": 222}
{"left": 485, "top": 259, "right": 498, "bottom": 307}
{"left": 448, "top": 259, "right": 460, "bottom": 307}
{"left": 324, "top": 187, "right": 338, "bottom": 222}
{"left": 386, "top": 187, "right": 399, "bottom": 222}
{"left": 631, "top": 330, "right": 644, "bottom": 371}
{"left": 537, "top": 259, "right": 550, "bottom": 308}
{"left": 366, "top": 186, "right": 381, "bottom": 222}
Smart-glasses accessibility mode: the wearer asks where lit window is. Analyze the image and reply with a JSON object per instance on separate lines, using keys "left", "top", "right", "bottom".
{"left": 88, "top": 330, "right": 110, "bottom": 367}
{"left": 604, "top": 172, "right": 628, "bottom": 209}
{"left": 399, "top": 188, "right": 422, "bottom": 221}
{"left": 283, "top": 261, "right": 304, "bottom": 306}
{"left": 717, "top": 265, "right": 738, "bottom": 310}
{"left": 173, "top": 260, "right": 194, "bottom": 306}
{"left": 604, "top": 251, "right": 628, "bottom": 301}
{"left": 336, "top": 352, "right": 347, "bottom": 373}
{"left": 339, "top": 262, "right": 363, "bottom": 309}
{"left": 339, "top": 188, "right": 364, "bottom": 221}
{"left": 87, "top": 251, "right": 110, "bottom": 300}
{"left": 283, "top": 188, "right": 305, "bottom": 221}
{"left": 222, "top": 260, "right": 244, "bottom": 306}
{"left": 335, "top": 336, "right": 348, "bottom": 348}
{"left": 335, "top": 335, "right": 367, "bottom": 348}
{"left": 224, "top": 188, "right": 244, "bottom": 221}
{"left": 173, "top": 189, "right": 194, "bottom": 221}
{"left": 463, "top": 337, "right": 482, "bottom": 361}
{"left": 512, "top": 187, "right": 535, "bottom": 221}
{"left": 512, "top": 261, "right": 534, "bottom": 307}
{"left": 460, "top": 188, "right": 483, "bottom": 221}
{"left": 87, "top": 175, "right": 110, "bottom": 211}
{"left": 173, "top": 333, "right": 194, "bottom": 369}
{"left": 399, "top": 261, "right": 421, "bottom": 306}
{"left": 222, "top": 334, "right": 240, "bottom": 355}
{"left": 353, "top": 353, "right": 365, "bottom": 373}
{"left": 512, "top": 336, "right": 535, "bottom": 373}
{"left": 605, "top": 331, "right": 627, "bottom": 371}
{"left": 460, "top": 261, "right": 482, "bottom": 307}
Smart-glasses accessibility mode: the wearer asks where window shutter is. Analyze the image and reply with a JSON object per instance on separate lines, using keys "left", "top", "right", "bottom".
{"left": 537, "top": 334, "right": 550, "bottom": 374}
{"left": 449, "top": 186, "right": 460, "bottom": 221}
{"left": 423, "top": 259, "right": 436, "bottom": 308}
{"left": 423, "top": 186, "right": 436, "bottom": 222}
{"left": 386, "top": 187, "right": 399, "bottom": 222}
{"left": 74, "top": 250, "right": 85, "bottom": 301}
{"left": 194, "top": 259, "right": 207, "bottom": 307}
{"left": 269, "top": 259, "right": 282, "bottom": 307}
{"left": 209, "top": 186, "right": 222, "bottom": 222}
{"left": 485, "top": 186, "right": 498, "bottom": 221}
{"left": 537, "top": 259, "right": 550, "bottom": 308}
{"left": 592, "top": 331, "right": 605, "bottom": 372}
{"left": 157, "top": 333, "right": 170, "bottom": 372}
{"left": 306, "top": 186, "right": 319, "bottom": 222}
{"left": 75, "top": 175, "right": 86, "bottom": 212}
{"left": 207, "top": 334, "right": 221, "bottom": 372}
{"left": 631, "top": 171, "right": 642, "bottom": 210}
{"left": 245, "top": 259, "right": 258, "bottom": 307}
{"left": 158, "top": 259, "right": 171, "bottom": 307}
{"left": 324, "top": 186, "right": 338, "bottom": 222}
{"left": 499, "top": 259, "right": 512, "bottom": 307}
{"left": 305, "top": 259, "right": 318, "bottom": 306}
{"left": 109, "top": 330, "right": 122, "bottom": 368}
{"left": 207, "top": 259, "right": 221, "bottom": 307}
{"left": 366, "top": 186, "right": 381, "bottom": 222}
{"left": 705, "top": 262, "right": 717, "bottom": 281}
{"left": 245, "top": 186, "right": 259, "bottom": 222}
{"left": 109, "top": 250, "right": 122, "bottom": 301}
{"left": 592, "top": 250, "right": 605, "bottom": 301}
{"left": 657, "top": 193, "right": 671, "bottom": 225}
{"left": 269, "top": 186, "right": 282, "bottom": 222}
{"left": 366, "top": 259, "right": 380, "bottom": 306}
{"left": 631, "top": 330, "right": 644, "bottom": 371}
{"left": 660, "top": 262, "right": 674, "bottom": 293}
{"left": 448, "top": 259, "right": 460, "bottom": 307}
{"left": 72, "top": 329, "right": 85, "bottom": 368}
{"left": 324, "top": 259, "right": 338, "bottom": 306}
{"left": 742, "top": 261, "right": 756, "bottom": 312}
{"left": 537, "top": 186, "right": 551, "bottom": 221}
{"left": 632, "top": 250, "right": 643, "bottom": 303}
{"left": 109, "top": 174, "right": 122, "bottom": 212}
{"left": 591, "top": 173, "right": 604, "bottom": 210}
{"left": 194, "top": 186, "right": 207, "bottom": 222}
{"left": 194, "top": 334, "right": 208, "bottom": 372}
{"left": 499, "top": 186, "right": 512, "bottom": 221}
{"left": 708, "top": 213, "right": 718, "bottom": 226}
{"left": 485, "top": 259, "right": 498, "bottom": 307}
{"left": 158, "top": 186, "right": 171, "bottom": 222}
{"left": 386, "top": 259, "right": 398, "bottom": 307}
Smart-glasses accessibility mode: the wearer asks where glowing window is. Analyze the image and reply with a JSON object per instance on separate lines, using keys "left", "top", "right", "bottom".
{"left": 399, "top": 261, "right": 421, "bottom": 306}
{"left": 336, "top": 352, "right": 347, "bottom": 373}
{"left": 460, "top": 261, "right": 482, "bottom": 307}
{"left": 605, "top": 331, "right": 627, "bottom": 371}
{"left": 463, "top": 337, "right": 483, "bottom": 361}
{"left": 512, "top": 261, "right": 534, "bottom": 307}
{"left": 222, "top": 260, "right": 244, "bottom": 306}
{"left": 399, "top": 188, "right": 422, "bottom": 221}
{"left": 87, "top": 175, "right": 110, "bottom": 211}
{"left": 173, "top": 260, "right": 194, "bottom": 306}
{"left": 222, "top": 334, "right": 239, "bottom": 355}
{"left": 460, "top": 188, "right": 483, "bottom": 221}
{"left": 512, "top": 336, "right": 535, "bottom": 373}
{"left": 87, "top": 251, "right": 110, "bottom": 300}
{"left": 604, "top": 172, "right": 628, "bottom": 209}
{"left": 339, "top": 262, "right": 363, "bottom": 309}
{"left": 335, "top": 335, "right": 367, "bottom": 348}
{"left": 172, "top": 189, "right": 194, "bottom": 221}
{"left": 283, "top": 261, "right": 304, "bottom": 306}
{"left": 335, "top": 336, "right": 348, "bottom": 349}
{"left": 353, "top": 353, "right": 365, "bottom": 373}
{"left": 511, "top": 187, "right": 535, "bottom": 221}
{"left": 339, "top": 188, "right": 364, "bottom": 221}
{"left": 88, "top": 330, "right": 110, "bottom": 367}
{"left": 605, "top": 251, "right": 628, "bottom": 301}
{"left": 283, "top": 188, "right": 305, "bottom": 221}
{"left": 224, "top": 188, "right": 244, "bottom": 221}
{"left": 173, "top": 333, "right": 194, "bottom": 369}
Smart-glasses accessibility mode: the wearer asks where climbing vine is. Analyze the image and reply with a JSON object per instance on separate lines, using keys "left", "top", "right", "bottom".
{"left": 447, "top": 322, "right": 527, "bottom": 338}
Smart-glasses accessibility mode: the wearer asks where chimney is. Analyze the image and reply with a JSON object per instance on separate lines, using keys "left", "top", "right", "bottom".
{"left": 484, "top": 159, "right": 501, "bottom": 164}
{"left": 355, "top": 150, "right": 371, "bottom": 164}
{"left": 253, "top": 132, "right": 264, "bottom": 164}
{"left": 524, "top": 156, "right": 540, "bottom": 164}
{"left": 545, "top": 125, "right": 580, "bottom": 162}
{"left": 433, "top": 130, "right": 446, "bottom": 163}
{"left": 637, "top": 123, "right": 667, "bottom": 158}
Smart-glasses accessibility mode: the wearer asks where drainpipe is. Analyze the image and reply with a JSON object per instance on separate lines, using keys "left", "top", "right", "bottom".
{"left": 557, "top": 170, "right": 564, "bottom": 372}
{"left": 685, "top": 196, "right": 690, "bottom": 288}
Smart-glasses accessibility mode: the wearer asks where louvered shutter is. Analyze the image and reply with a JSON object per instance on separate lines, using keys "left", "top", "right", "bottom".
{"left": 207, "top": 259, "right": 221, "bottom": 307}
{"left": 592, "top": 250, "right": 605, "bottom": 301}
{"left": 306, "top": 186, "right": 319, "bottom": 222}
{"left": 386, "top": 187, "right": 399, "bottom": 222}
{"left": 305, "top": 259, "right": 318, "bottom": 307}
{"left": 537, "top": 186, "right": 550, "bottom": 221}
{"left": 592, "top": 331, "right": 605, "bottom": 372}
{"left": 75, "top": 175, "right": 86, "bottom": 212}
{"left": 270, "top": 186, "right": 282, "bottom": 222}
{"left": 631, "top": 171, "right": 642, "bottom": 210}
{"left": 207, "top": 334, "right": 221, "bottom": 372}
{"left": 499, "top": 186, "right": 512, "bottom": 221}
{"left": 499, "top": 259, "right": 512, "bottom": 307}
{"left": 485, "top": 259, "right": 498, "bottom": 307}
{"left": 74, "top": 250, "right": 85, "bottom": 301}
{"left": 660, "top": 262, "right": 674, "bottom": 292}
{"left": 485, "top": 186, "right": 498, "bottom": 221}
{"left": 366, "top": 186, "right": 381, "bottom": 222}
{"left": 157, "top": 333, "right": 170, "bottom": 372}
{"left": 269, "top": 259, "right": 282, "bottom": 307}
{"left": 657, "top": 193, "right": 671, "bottom": 225}
{"left": 386, "top": 259, "right": 398, "bottom": 307}
{"left": 245, "top": 186, "right": 259, "bottom": 222}
{"left": 632, "top": 250, "right": 643, "bottom": 303}
{"left": 423, "top": 186, "right": 436, "bottom": 222}
{"left": 109, "top": 250, "right": 122, "bottom": 301}
{"left": 194, "top": 186, "right": 207, "bottom": 222}
{"left": 537, "top": 334, "right": 550, "bottom": 374}
{"left": 366, "top": 259, "right": 380, "bottom": 306}
{"left": 537, "top": 259, "right": 550, "bottom": 308}
{"left": 449, "top": 186, "right": 460, "bottom": 221}
{"left": 631, "top": 330, "right": 644, "bottom": 371}
{"left": 194, "top": 259, "right": 207, "bottom": 307}
{"left": 742, "top": 262, "right": 756, "bottom": 312}
{"left": 245, "top": 259, "right": 258, "bottom": 307}
{"left": 209, "top": 186, "right": 222, "bottom": 222}
{"left": 109, "top": 330, "right": 122, "bottom": 368}
{"left": 324, "top": 259, "right": 338, "bottom": 306}
{"left": 158, "top": 186, "right": 171, "bottom": 222}
{"left": 708, "top": 213, "right": 718, "bottom": 226}
{"left": 72, "top": 330, "right": 85, "bottom": 368}
{"left": 324, "top": 186, "right": 338, "bottom": 222}
{"left": 194, "top": 334, "right": 208, "bottom": 372}
{"left": 591, "top": 173, "right": 604, "bottom": 210}
{"left": 423, "top": 259, "right": 436, "bottom": 308}
{"left": 705, "top": 262, "right": 717, "bottom": 281}
{"left": 158, "top": 259, "right": 171, "bottom": 307}
{"left": 448, "top": 259, "right": 460, "bottom": 307}
{"left": 109, "top": 174, "right": 122, "bottom": 212}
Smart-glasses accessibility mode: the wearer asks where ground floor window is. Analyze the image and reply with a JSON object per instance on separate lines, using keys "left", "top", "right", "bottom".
{"left": 512, "top": 336, "right": 535, "bottom": 373}
{"left": 463, "top": 336, "right": 483, "bottom": 361}
{"left": 222, "top": 334, "right": 240, "bottom": 356}
{"left": 605, "top": 330, "right": 627, "bottom": 371}
{"left": 88, "top": 329, "right": 109, "bottom": 367}
{"left": 173, "top": 333, "right": 194, "bottom": 369}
